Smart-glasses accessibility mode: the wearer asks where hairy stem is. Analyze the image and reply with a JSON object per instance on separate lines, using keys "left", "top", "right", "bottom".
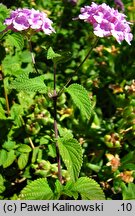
{"left": 53, "top": 64, "right": 62, "bottom": 183}
{"left": 58, "top": 37, "right": 99, "bottom": 96}
{"left": 27, "top": 38, "right": 39, "bottom": 73}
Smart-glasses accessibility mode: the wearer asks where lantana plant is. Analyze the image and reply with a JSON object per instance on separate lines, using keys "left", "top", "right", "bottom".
{"left": 0, "top": 2, "right": 133, "bottom": 200}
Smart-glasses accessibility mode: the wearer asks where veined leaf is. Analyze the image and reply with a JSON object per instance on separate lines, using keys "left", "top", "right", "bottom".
{"left": 58, "top": 137, "right": 82, "bottom": 182}
{"left": 63, "top": 180, "right": 78, "bottom": 199}
{"left": 19, "top": 178, "right": 53, "bottom": 200}
{"left": 73, "top": 177, "right": 105, "bottom": 200}
{"left": 10, "top": 72, "right": 47, "bottom": 93}
{"left": 6, "top": 33, "right": 24, "bottom": 50}
{"left": 66, "top": 84, "right": 92, "bottom": 119}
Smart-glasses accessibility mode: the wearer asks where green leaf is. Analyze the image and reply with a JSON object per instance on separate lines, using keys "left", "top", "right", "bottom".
{"left": 48, "top": 144, "right": 56, "bottom": 158}
{"left": 58, "top": 137, "right": 82, "bottom": 182}
{"left": 0, "top": 5, "right": 9, "bottom": 32}
{"left": 63, "top": 180, "right": 78, "bottom": 199}
{"left": 86, "top": 163, "right": 101, "bottom": 172}
{"left": 31, "top": 147, "right": 39, "bottom": 163}
{"left": 66, "top": 84, "right": 92, "bottom": 119}
{"left": 120, "top": 163, "right": 135, "bottom": 170}
{"left": 3, "top": 150, "right": 16, "bottom": 168}
{"left": 0, "top": 149, "right": 8, "bottom": 166}
{"left": 121, "top": 151, "right": 135, "bottom": 164}
{"left": 73, "top": 177, "right": 105, "bottom": 200}
{"left": 17, "top": 91, "right": 34, "bottom": 108}
{"left": 17, "top": 144, "right": 32, "bottom": 153}
{"left": 19, "top": 178, "right": 53, "bottom": 200}
{"left": 2, "top": 140, "right": 16, "bottom": 151}
{"left": 18, "top": 153, "right": 29, "bottom": 170}
{"left": 10, "top": 72, "right": 47, "bottom": 93}
{"left": 53, "top": 180, "right": 63, "bottom": 200}
{"left": 0, "top": 175, "right": 6, "bottom": 193}
{"left": 122, "top": 183, "right": 135, "bottom": 200}
{"left": 47, "top": 47, "right": 71, "bottom": 64}
{"left": 0, "top": 105, "right": 6, "bottom": 119}
{"left": 53, "top": 50, "right": 72, "bottom": 64}
{"left": 58, "top": 126, "right": 73, "bottom": 140}
{"left": 20, "top": 50, "right": 32, "bottom": 63}
{"left": 10, "top": 103, "right": 24, "bottom": 126}
{"left": 2, "top": 54, "right": 21, "bottom": 76}
{"left": 0, "top": 23, "right": 6, "bottom": 33}
{"left": 47, "top": 47, "right": 61, "bottom": 60}
{"left": 37, "top": 149, "right": 43, "bottom": 161}
{"left": 6, "top": 33, "right": 24, "bottom": 50}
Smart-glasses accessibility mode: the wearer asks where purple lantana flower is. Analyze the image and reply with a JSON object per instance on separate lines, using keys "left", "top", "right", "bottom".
{"left": 114, "top": 0, "right": 125, "bottom": 11}
{"left": 4, "top": 8, "right": 55, "bottom": 35}
{"left": 78, "top": 2, "right": 133, "bottom": 45}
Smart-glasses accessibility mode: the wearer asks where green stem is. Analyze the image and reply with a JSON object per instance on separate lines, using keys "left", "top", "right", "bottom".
{"left": 58, "top": 36, "right": 99, "bottom": 96}
{"left": 53, "top": 63, "right": 62, "bottom": 183}
{"left": 27, "top": 38, "right": 39, "bottom": 73}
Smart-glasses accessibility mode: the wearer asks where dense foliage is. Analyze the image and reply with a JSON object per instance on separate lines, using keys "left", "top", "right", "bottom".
{"left": 0, "top": 0, "right": 135, "bottom": 200}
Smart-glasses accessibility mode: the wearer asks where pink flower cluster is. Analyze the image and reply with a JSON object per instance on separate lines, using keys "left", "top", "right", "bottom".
{"left": 78, "top": 2, "right": 133, "bottom": 44}
{"left": 4, "top": 8, "right": 55, "bottom": 35}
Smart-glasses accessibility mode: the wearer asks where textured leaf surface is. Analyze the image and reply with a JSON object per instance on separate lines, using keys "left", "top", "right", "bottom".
{"left": 66, "top": 84, "right": 92, "bottom": 119}
{"left": 58, "top": 137, "right": 82, "bottom": 182}
{"left": 19, "top": 178, "right": 53, "bottom": 200}
{"left": 6, "top": 33, "right": 24, "bottom": 50}
{"left": 73, "top": 177, "right": 105, "bottom": 200}
{"left": 10, "top": 72, "right": 47, "bottom": 93}
{"left": 63, "top": 181, "right": 78, "bottom": 199}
